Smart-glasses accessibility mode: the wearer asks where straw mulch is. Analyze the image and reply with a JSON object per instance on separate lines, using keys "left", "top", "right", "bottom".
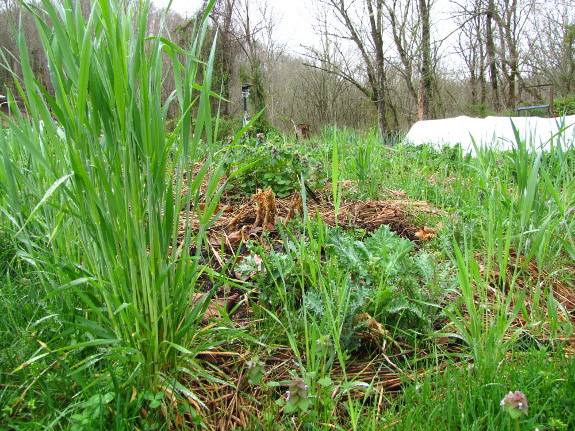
{"left": 165, "top": 336, "right": 447, "bottom": 430}
{"left": 179, "top": 186, "right": 447, "bottom": 251}
{"left": 472, "top": 249, "right": 575, "bottom": 328}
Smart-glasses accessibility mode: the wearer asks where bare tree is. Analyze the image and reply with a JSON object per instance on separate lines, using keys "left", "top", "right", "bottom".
{"left": 210, "top": 0, "right": 237, "bottom": 116}
{"left": 298, "top": 19, "right": 360, "bottom": 127}
{"left": 384, "top": 0, "right": 419, "bottom": 111}
{"left": 452, "top": 0, "right": 488, "bottom": 112}
{"left": 525, "top": 0, "right": 575, "bottom": 97}
{"left": 493, "top": 0, "right": 536, "bottom": 109}
{"left": 449, "top": 0, "right": 539, "bottom": 112}
{"left": 305, "top": 0, "right": 391, "bottom": 133}
{"left": 453, "top": 0, "right": 502, "bottom": 110}
{"left": 418, "top": 0, "right": 433, "bottom": 119}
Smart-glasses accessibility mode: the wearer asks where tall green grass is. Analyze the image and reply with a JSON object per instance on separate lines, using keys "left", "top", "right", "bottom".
{"left": 0, "top": 0, "right": 233, "bottom": 421}
{"left": 422, "top": 129, "right": 575, "bottom": 367}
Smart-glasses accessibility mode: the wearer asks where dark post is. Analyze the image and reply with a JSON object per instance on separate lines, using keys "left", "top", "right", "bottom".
{"left": 549, "top": 85, "right": 554, "bottom": 117}
{"left": 242, "top": 84, "right": 252, "bottom": 127}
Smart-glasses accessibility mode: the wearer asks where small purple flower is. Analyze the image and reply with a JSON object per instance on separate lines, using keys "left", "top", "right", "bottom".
{"left": 282, "top": 377, "right": 311, "bottom": 413}
{"left": 501, "top": 391, "right": 529, "bottom": 419}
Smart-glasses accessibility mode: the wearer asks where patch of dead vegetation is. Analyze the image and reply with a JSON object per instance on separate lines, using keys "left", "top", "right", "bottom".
{"left": 179, "top": 186, "right": 447, "bottom": 249}
{"left": 174, "top": 185, "right": 448, "bottom": 330}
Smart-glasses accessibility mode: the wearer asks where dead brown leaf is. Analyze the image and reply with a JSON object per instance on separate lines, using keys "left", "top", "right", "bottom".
{"left": 414, "top": 226, "right": 437, "bottom": 241}
{"left": 226, "top": 230, "right": 244, "bottom": 247}
{"left": 356, "top": 313, "right": 389, "bottom": 338}
{"left": 192, "top": 293, "right": 240, "bottom": 323}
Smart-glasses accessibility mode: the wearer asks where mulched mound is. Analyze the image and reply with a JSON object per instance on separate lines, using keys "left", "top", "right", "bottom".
{"left": 179, "top": 186, "right": 447, "bottom": 250}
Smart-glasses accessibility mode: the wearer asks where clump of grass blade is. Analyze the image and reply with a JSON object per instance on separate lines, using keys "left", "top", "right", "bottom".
{"left": 0, "top": 0, "right": 235, "bottom": 426}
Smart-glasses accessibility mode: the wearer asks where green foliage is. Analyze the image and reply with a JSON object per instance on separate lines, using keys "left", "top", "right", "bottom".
{"left": 374, "top": 348, "right": 575, "bottom": 431}
{"left": 243, "top": 222, "right": 444, "bottom": 356}
{"left": 280, "top": 377, "right": 310, "bottom": 414}
{"left": 326, "top": 225, "right": 439, "bottom": 333}
{"left": 246, "top": 357, "right": 266, "bottom": 385}
{"left": 0, "top": 231, "right": 15, "bottom": 278}
{"left": 327, "top": 225, "right": 413, "bottom": 282}
{"left": 554, "top": 95, "right": 575, "bottom": 115}
{"left": 215, "top": 116, "right": 244, "bottom": 141}
{"left": 240, "top": 239, "right": 302, "bottom": 310}
{"left": 466, "top": 103, "right": 497, "bottom": 118}
{"left": 347, "top": 142, "right": 381, "bottom": 198}
{"left": 70, "top": 393, "right": 115, "bottom": 431}
{"left": 223, "top": 135, "right": 326, "bottom": 196}
{"left": 0, "top": 272, "right": 86, "bottom": 429}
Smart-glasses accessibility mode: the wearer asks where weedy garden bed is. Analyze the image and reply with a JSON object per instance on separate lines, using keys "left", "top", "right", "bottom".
{"left": 165, "top": 175, "right": 575, "bottom": 429}
{"left": 166, "top": 182, "right": 450, "bottom": 429}
{"left": 1, "top": 1, "right": 574, "bottom": 430}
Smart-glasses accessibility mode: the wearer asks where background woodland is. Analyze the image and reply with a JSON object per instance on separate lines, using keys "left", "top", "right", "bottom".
{"left": 1, "top": 0, "right": 574, "bottom": 135}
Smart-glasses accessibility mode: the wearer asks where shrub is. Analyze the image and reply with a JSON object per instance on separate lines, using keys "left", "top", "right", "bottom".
{"left": 223, "top": 134, "right": 326, "bottom": 197}
{"left": 554, "top": 96, "right": 575, "bottom": 115}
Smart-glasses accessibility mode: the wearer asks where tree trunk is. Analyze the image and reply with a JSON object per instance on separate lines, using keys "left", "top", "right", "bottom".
{"left": 485, "top": 0, "right": 500, "bottom": 111}
{"left": 418, "top": 0, "right": 432, "bottom": 120}
{"left": 499, "top": 0, "right": 521, "bottom": 110}
{"left": 367, "top": 0, "right": 389, "bottom": 133}
{"left": 217, "top": 0, "right": 235, "bottom": 117}
{"left": 374, "top": 90, "right": 387, "bottom": 134}
{"left": 479, "top": 35, "right": 487, "bottom": 106}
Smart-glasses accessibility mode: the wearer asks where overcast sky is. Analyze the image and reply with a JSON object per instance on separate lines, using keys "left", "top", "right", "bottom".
{"left": 150, "top": 0, "right": 463, "bottom": 71}
{"left": 151, "top": 0, "right": 316, "bottom": 53}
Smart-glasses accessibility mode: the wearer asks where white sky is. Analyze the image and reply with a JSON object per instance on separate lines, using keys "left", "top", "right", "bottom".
{"left": 151, "top": 0, "right": 316, "bottom": 53}
{"left": 150, "top": 0, "right": 462, "bottom": 72}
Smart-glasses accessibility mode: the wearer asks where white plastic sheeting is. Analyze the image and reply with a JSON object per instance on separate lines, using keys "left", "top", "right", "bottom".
{"left": 405, "top": 115, "right": 575, "bottom": 153}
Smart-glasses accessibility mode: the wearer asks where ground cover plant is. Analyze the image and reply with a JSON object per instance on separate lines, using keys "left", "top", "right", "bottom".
{"left": 1, "top": 1, "right": 574, "bottom": 430}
